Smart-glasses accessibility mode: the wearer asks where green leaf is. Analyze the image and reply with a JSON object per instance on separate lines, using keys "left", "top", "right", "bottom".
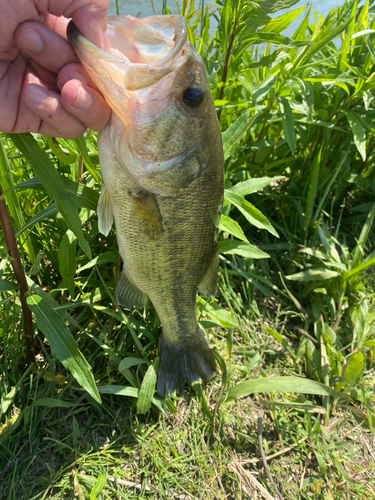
{"left": 338, "top": 0, "right": 357, "bottom": 72}
{"left": 351, "top": 29, "right": 375, "bottom": 39}
{"left": 0, "top": 136, "right": 35, "bottom": 262}
{"left": 47, "top": 137, "right": 77, "bottom": 164}
{"left": 119, "top": 357, "right": 149, "bottom": 372}
{"left": 278, "top": 97, "right": 295, "bottom": 155}
{"left": 0, "top": 364, "right": 34, "bottom": 418}
{"left": 1, "top": 387, "right": 17, "bottom": 416}
{"left": 351, "top": 202, "right": 375, "bottom": 270}
{"left": 225, "top": 190, "right": 279, "bottom": 237}
{"left": 97, "top": 385, "right": 139, "bottom": 397}
{"left": 345, "top": 255, "right": 375, "bottom": 280}
{"left": 36, "top": 398, "right": 76, "bottom": 408}
{"left": 219, "top": 240, "right": 269, "bottom": 259}
{"left": 0, "top": 280, "right": 18, "bottom": 291}
{"left": 260, "top": 5, "right": 307, "bottom": 33}
{"left": 90, "top": 474, "right": 107, "bottom": 500}
{"left": 96, "top": 385, "right": 164, "bottom": 413}
{"left": 26, "top": 294, "right": 101, "bottom": 403}
{"left": 201, "top": 300, "right": 239, "bottom": 328}
{"left": 346, "top": 111, "right": 366, "bottom": 161}
{"left": 264, "top": 325, "right": 296, "bottom": 359}
{"left": 64, "top": 180, "right": 100, "bottom": 211}
{"left": 252, "top": 74, "right": 277, "bottom": 105}
{"left": 219, "top": 215, "right": 248, "bottom": 242}
{"left": 260, "top": 400, "right": 326, "bottom": 414}
{"left": 222, "top": 110, "right": 255, "bottom": 160}
{"left": 76, "top": 251, "right": 119, "bottom": 274}
{"left": 137, "top": 359, "right": 158, "bottom": 414}
{"left": 304, "top": 147, "right": 322, "bottom": 235}
{"left": 227, "top": 376, "right": 341, "bottom": 402}
{"left": 228, "top": 176, "right": 283, "bottom": 197}
{"left": 252, "top": 0, "right": 300, "bottom": 15}
{"left": 285, "top": 268, "right": 340, "bottom": 282}
{"left": 15, "top": 204, "right": 58, "bottom": 238}
{"left": 293, "top": 19, "right": 351, "bottom": 72}
{"left": 11, "top": 134, "right": 91, "bottom": 259}
{"left": 342, "top": 352, "right": 365, "bottom": 388}
{"left": 58, "top": 230, "right": 77, "bottom": 297}
{"left": 241, "top": 31, "right": 307, "bottom": 49}
{"left": 74, "top": 136, "right": 102, "bottom": 184}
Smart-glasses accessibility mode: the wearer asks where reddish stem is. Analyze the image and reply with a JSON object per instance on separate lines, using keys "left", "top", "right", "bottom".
{"left": 0, "top": 187, "right": 35, "bottom": 363}
{"left": 217, "top": 24, "right": 237, "bottom": 122}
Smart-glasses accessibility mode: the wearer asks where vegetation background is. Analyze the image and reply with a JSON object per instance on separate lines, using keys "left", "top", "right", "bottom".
{"left": 0, "top": 0, "right": 375, "bottom": 498}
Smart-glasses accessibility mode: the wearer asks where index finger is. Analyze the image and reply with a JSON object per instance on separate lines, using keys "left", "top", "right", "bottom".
{"left": 48, "top": 0, "right": 109, "bottom": 48}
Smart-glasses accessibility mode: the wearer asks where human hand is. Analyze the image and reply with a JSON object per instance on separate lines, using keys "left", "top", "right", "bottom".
{"left": 0, "top": 0, "right": 111, "bottom": 138}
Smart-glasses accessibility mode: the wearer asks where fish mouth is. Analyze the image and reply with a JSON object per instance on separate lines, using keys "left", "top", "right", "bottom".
{"left": 67, "top": 15, "right": 188, "bottom": 92}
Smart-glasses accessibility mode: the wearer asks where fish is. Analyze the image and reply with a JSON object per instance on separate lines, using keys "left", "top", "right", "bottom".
{"left": 67, "top": 15, "right": 224, "bottom": 398}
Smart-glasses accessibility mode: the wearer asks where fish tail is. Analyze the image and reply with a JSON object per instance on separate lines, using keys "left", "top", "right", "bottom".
{"left": 157, "top": 327, "right": 216, "bottom": 398}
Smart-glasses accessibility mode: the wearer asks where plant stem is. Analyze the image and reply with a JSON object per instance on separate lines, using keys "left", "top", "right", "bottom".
{"left": 0, "top": 187, "right": 35, "bottom": 363}
{"left": 217, "top": 15, "right": 238, "bottom": 122}
{"left": 257, "top": 412, "right": 285, "bottom": 500}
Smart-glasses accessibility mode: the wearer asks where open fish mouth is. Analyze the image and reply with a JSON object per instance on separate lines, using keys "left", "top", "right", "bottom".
{"left": 67, "top": 15, "right": 188, "bottom": 93}
{"left": 68, "top": 14, "right": 210, "bottom": 195}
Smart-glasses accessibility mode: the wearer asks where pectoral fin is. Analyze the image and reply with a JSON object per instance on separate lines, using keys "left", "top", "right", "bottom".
{"left": 116, "top": 269, "right": 147, "bottom": 310}
{"left": 97, "top": 184, "right": 113, "bottom": 236}
{"left": 130, "top": 191, "right": 163, "bottom": 239}
{"left": 198, "top": 251, "right": 219, "bottom": 297}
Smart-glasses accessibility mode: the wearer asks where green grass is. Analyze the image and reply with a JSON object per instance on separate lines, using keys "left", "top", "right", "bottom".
{"left": 1, "top": 0, "right": 375, "bottom": 498}
{"left": 1, "top": 312, "right": 374, "bottom": 499}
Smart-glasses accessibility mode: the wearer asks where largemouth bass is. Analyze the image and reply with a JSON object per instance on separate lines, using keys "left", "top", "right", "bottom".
{"left": 67, "top": 15, "right": 224, "bottom": 397}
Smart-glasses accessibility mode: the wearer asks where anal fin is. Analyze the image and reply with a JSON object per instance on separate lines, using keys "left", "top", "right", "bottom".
{"left": 198, "top": 250, "right": 219, "bottom": 297}
{"left": 97, "top": 184, "right": 113, "bottom": 236}
{"left": 116, "top": 269, "right": 147, "bottom": 310}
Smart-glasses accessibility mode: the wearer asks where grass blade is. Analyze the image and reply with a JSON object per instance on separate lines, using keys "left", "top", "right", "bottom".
{"left": 227, "top": 376, "right": 342, "bottom": 402}
{"left": 351, "top": 201, "right": 375, "bottom": 269}
{"left": 137, "top": 358, "right": 158, "bottom": 414}
{"left": 225, "top": 190, "right": 279, "bottom": 237}
{"left": 278, "top": 97, "right": 295, "bottom": 155}
{"left": 26, "top": 293, "right": 101, "bottom": 403}
{"left": 11, "top": 134, "right": 91, "bottom": 259}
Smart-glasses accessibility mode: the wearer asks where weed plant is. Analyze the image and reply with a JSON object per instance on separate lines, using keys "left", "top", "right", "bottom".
{"left": 0, "top": 0, "right": 375, "bottom": 498}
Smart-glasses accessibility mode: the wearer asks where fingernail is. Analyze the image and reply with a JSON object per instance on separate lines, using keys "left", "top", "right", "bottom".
{"left": 27, "top": 85, "right": 48, "bottom": 105}
{"left": 72, "top": 86, "right": 93, "bottom": 110}
{"left": 73, "top": 71, "right": 89, "bottom": 86}
{"left": 17, "top": 27, "right": 44, "bottom": 52}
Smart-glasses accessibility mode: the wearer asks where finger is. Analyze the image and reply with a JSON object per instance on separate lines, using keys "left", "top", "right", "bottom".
{"left": 57, "top": 62, "right": 95, "bottom": 91}
{"left": 45, "top": 0, "right": 108, "bottom": 48}
{"left": 22, "top": 83, "right": 87, "bottom": 138}
{"left": 64, "top": 1, "right": 108, "bottom": 48}
{"left": 61, "top": 79, "right": 110, "bottom": 131}
{"left": 15, "top": 21, "right": 77, "bottom": 74}
{"left": 28, "top": 59, "right": 58, "bottom": 92}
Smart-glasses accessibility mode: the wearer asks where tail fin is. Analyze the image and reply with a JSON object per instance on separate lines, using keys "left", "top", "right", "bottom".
{"left": 157, "top": 327, "right": 216, "bottom": 398}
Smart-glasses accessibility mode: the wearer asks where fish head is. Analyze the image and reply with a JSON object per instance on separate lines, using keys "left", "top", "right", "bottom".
{"left": 67, "top": 15, "right": 222, "bottom": 195}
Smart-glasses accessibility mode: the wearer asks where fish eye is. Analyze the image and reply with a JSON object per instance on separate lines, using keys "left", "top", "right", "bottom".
{"left": 182, "top": 87, "right": 204, "bottom": 108}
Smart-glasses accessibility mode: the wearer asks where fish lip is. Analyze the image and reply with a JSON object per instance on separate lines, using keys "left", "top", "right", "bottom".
{"left": 67, "top": 20, "right": 82, "bottom": 44}
{"left": 67, "top": 16, "right": 187, "bottom": 71}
